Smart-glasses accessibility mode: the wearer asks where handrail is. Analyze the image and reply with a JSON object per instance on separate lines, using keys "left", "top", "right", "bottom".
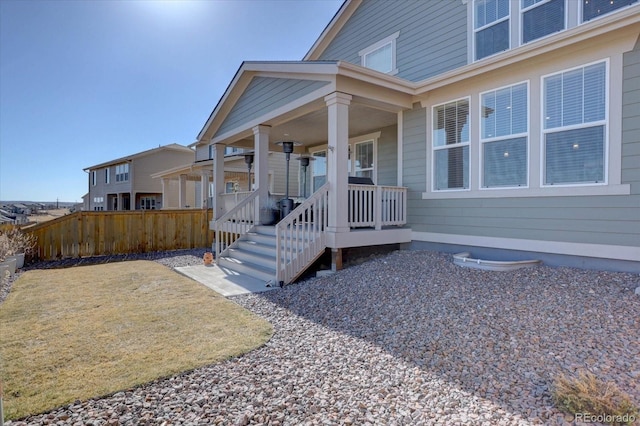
{"left": 276, "top": 183, "right": 329, "bottom": 285}
{"left": 348, "top": 184, "right": 407, "bottom": 229}
{"left": 213, "top": 190, "right": 258, "bottom": 260}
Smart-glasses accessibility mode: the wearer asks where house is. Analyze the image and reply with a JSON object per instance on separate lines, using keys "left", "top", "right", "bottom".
{"left": 151, "top": 146, "right": 300, "bottom": 210}
{"left": 83, "top": 144, "right": 195, "bottom": 211}
{"left": 195, "top": 0, "right": 640, "bottom": 283}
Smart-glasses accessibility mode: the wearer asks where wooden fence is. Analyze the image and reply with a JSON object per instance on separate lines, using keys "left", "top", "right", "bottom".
{"left": 25, "top": 210, "right": 214, "bottom": 260}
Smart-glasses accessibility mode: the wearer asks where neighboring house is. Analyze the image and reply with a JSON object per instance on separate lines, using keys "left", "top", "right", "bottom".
{"left": 152, "top": 146, "right": 299, "bottom": 210}
{"left": 83, "top": 144, "right": 195, "bottom": 211}
{"left": 195, "top": 0, "right": 640, "bottom": 281}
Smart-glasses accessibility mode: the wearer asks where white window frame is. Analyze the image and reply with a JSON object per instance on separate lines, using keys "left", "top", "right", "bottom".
{"left": 520, "top": 0, "right": 566, "bottom": 45}
{"left": 540, "top": 59, "right": 609, "bottom": 188}
{"left": 581, "top": 0, "right": 639, "bottom": 22}
{"left": 479, "top": 81, "right": 530, "bottom": 190}
{"left": 91, "top": 171, "right": 96, "bottom": 186}
{"left": 432, "top": 97, "right": 471, "bottom": 192}
{"left": 473, "top": 0, "right": 510, "bottom": 61}
{"left": 358, "top": 31, "right": 399, "bottom": 75}
{"left": 140, "top": 196, "right": 156, "bottom": 210}
{"left": 116, "top": 163, "right": 129, "bottom": 183}
{"left": 105, "top": 167, "right": 110, "bottom": 184}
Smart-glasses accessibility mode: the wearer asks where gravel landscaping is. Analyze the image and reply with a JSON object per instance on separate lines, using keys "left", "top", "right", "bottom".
{"left": 3, "top": 249, "right": 640, "bottom": 425}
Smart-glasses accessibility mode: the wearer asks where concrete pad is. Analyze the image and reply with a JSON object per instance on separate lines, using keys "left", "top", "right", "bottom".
{"left": 174, "top": 265, "right": 279, "bottom": 297}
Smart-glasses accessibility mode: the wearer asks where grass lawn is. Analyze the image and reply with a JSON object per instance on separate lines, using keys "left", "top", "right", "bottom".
{"left": 0, "top": 261, "right": 273, "bottom": 420}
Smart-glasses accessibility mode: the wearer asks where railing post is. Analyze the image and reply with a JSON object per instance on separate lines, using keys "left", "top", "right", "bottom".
{"left": 375, "top": 186, "right": 382, "bottom": 230}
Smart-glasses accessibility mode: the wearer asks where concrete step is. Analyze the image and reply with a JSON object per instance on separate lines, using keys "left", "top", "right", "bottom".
{"left": 244, "top": 232, "right": 277, "bottom": 246}
{"left": 227, "top": 247, "right": 275, "bottom": 270}
{"left": 217, "top": 256, "right": 276, "bottom": 284}
{"left": 253, "top": 225, "right": 276, "bottom": 236}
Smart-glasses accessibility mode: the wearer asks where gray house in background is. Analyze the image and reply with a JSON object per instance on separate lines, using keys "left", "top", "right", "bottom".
{"left": 83, "top": 143, "right": 195, "bottom": 211}
{"left": 195, "top": 0, "right": 640, "bottom": 279}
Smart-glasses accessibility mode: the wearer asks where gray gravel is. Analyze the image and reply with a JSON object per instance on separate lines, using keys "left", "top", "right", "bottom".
{"left": 4, "top": 249, "right": 640, "bottom": 425}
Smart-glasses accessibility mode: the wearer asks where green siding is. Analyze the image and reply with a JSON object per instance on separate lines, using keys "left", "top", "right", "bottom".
{"left": 401, "top": 42, "right": 640, "bottom": 250}
{"left": 376, "top": 124, "right": 398, "bottom": 186}
{"left": 215, "top": 77, "right": 329, "bottom": 137}
{"left": 318, "top": 0, "right": 467, "bottom": 82}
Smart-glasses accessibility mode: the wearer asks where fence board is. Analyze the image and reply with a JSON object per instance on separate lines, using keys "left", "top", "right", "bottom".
{"left": 24, "top": 210, "right": 214, "bottom": 260}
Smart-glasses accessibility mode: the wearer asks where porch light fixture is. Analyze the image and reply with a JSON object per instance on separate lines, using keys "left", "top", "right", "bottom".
{"left": 275, "top": 140, "right": 302, "bottom": 217}
{"left": 243, "top": 152, "right": 255, "bottom": 191}
{"left": 296, "top": 155, "right": 316, "bottom": 198}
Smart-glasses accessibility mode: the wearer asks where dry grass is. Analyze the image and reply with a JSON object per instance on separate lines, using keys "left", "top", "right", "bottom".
{"left": 0, "top": 261, "right": 273, "bottom": 420}
{"left": 552, "top": 370, "right": 639, "bottom": 425}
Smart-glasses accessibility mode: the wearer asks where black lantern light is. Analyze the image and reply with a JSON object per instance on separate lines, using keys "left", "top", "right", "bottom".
{"left": 243, "top": 152, "right": 255, "bottom": 191}
{"left": 275, "top": 140, "right": 302, "bottom": 217}
{"left": 295, "top": 155, "right": 316, "bottom": 198}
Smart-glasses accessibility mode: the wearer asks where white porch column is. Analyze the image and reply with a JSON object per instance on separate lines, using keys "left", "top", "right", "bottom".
{"left": 253, "top": 125, "right": 270, "bottom": 223}
{"left": 325, "top": 92, "right": 352, "bottom": 233}
{"left": 212, "top": 144, "right": 226, "bottom": 219}
{"left": 161, "top": 178, "right": 169, "bottom": 209}
{"left": 200, "top": 172, "right": 209, "bottom": 209}
{"left": 179, "top": 174, "right": 187, "bottom": 209}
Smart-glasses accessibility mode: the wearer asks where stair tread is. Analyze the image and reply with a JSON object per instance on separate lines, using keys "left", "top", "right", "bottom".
{"left": 219, "top": 256, "right": 276, "bottom": 274}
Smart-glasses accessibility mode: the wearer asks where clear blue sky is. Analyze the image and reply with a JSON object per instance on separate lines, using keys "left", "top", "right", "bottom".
{"left": 0, "top": 0, "right": 343, "bottom": 203}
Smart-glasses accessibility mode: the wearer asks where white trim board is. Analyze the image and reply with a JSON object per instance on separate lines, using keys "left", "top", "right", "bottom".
{"left": 411, "top": 231, "right": 640, "bottom": 262}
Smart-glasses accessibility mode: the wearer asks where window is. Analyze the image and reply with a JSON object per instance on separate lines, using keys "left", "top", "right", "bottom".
{"left": 224, "top": 146, "right": 243, "bottom": 156}
{"left": 208, "top": 144, "right": 214, "bottom": 160}
{"left": 93, "top": 196, "right": 104, "bottom": 211}
{"left": 359, "top": 32, "right": 399, "bottom": 75}
{"left": 91, "top": 171, "right": 96, "bottom": 186}
{"left": 352, "top": 140, "right": 374, "bottom": 179}
{"left": 140, "top": 197, "right": 156, "bottom": 210}
{"left": 543, "top": 61, "right": 607, "bottom": 185}
{"left": 474, "top": 0, "right": 510, "bottom": 60}
{"left": 433, "top": 99, "right": 470, "bottom": 190}
{"left": 105, "top": 168, "right": 110, "bottom": 184}
{"left": 583, "top": 0, "right": 638, "bottom": 22}
{"left": 116, "top": 163, "right": 129, "bottom": 182}
{"left": 311, "top": 150, "right": 327, "bottom": 191}
{"left": 225, "top": 181, "right": 237, "bottom": 193}
{"left": 522, "top": 0, "right": 565, "bottom": 44}
{"left": 481, "top": 82, "right": 528, "bottom": 188}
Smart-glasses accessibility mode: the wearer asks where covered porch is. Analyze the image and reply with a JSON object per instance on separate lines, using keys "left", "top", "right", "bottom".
{"left": 200, "top": 61, "right": 414, "bottom": 283}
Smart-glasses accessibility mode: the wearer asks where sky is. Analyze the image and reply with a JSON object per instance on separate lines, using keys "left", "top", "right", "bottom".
{"left": 0, "top": 0, "right": 343, "bottom": 203}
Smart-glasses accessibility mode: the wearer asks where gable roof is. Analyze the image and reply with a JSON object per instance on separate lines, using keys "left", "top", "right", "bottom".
{"left": 83, "top": 143, "right": 194, "bottom": 171}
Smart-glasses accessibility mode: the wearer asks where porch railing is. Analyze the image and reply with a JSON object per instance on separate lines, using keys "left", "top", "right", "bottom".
{"left": 348, "top": 184, "right": 407, "bottom": 229}
{"left": 276, "top": 183, "right": 329, "bottom": 285}
{"left": 213, "top": 190, "right": 258, "bottom": 260}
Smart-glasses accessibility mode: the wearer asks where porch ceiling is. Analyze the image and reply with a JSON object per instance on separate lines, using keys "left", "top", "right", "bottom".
{"left": 230, "top": 103, "right": 397, "bottom": 151}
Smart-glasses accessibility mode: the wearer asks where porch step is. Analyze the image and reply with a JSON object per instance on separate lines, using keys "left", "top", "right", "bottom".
{"left": 217, "top": 255, "right": 276, "bottom": 283}
{"left": 217, "top": 225, "right": 277, "bottom": 283}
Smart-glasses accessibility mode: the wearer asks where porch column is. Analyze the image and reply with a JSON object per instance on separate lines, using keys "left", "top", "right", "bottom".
{"left": 200, "top": 171, "right": 209, "bottom": 209}
{"left": 253, "top": 125, "right": 270, "bottom": 223}
{"left": 161, "top": 178, "right": 169, "bottom": 209}
{"left": 212, "top": 143, "right": 226, "bottom": 219}
{"left": 325, "top": 92, "right": 352, "bottom": 233}
{"left": 117, "top": 193, "right": 123, "bottom": 211}
{"left": 179, "top": 174, "right": 187, "bottom": 208}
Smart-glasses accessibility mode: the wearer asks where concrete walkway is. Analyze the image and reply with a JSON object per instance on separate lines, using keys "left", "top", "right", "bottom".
{"left": 174, "top": 264, "right": 280, "bottom": 297}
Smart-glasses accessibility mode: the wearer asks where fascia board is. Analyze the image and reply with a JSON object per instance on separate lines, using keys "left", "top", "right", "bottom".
{"left": 83, "top": 144, "right": 192, "bottom": 171}
{"left": 414, "top": 7, "right": 640, "bottom": 99}
{"left": 195, "top": 61, "right": 340, "bottom": 147}
{"left": 210, "top": 83, "right": 336, "bottom": 145}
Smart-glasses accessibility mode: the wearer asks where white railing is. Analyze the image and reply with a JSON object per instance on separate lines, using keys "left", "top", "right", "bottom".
{"left": 213, "top": 191, "right": 258, "bottom": 260}
{"left": 348, "top": 184, "right": 407, "bottom": 229}
{"left": 276, "top": 183, "right": 329, "bottom": 285}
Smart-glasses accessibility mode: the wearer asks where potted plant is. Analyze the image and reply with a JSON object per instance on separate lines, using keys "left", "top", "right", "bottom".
{"left": 1, "top": 226, "right": 36, "bottom": 269}
{"left": 259, "top": 196, "right": 280, "bottom": 226}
